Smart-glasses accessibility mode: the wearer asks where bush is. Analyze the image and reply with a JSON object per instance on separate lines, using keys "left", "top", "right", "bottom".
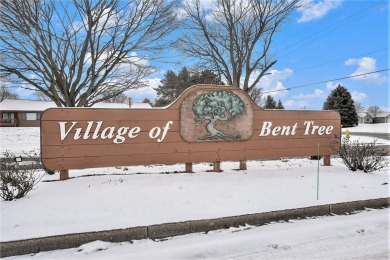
{"left": 338, "top": 137, "right": 389, "bottom": 173}
{"left": 0, "top": 151, "right": 43, "bottom": 201}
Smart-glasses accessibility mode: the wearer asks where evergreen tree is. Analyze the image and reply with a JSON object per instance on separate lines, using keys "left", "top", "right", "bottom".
{"left": 323, "top": 84, "right": 358, "bottom": 127}
{"left": 154, "top": 70, "right": 179, "bottom": 107}
{"left": 263, "top": 95, "right": 277, "bottom": 109}
{"left": 142, "top": 98, "right": 151, "bottom": 104}
{"left": 276, "top": 99, "right": 285, "bottom": 109}
{"left": 154, "top": 67, "right": 224, "bottom": 107}
{"left": 191, "top": 70, "right": 224, "bottom": 85}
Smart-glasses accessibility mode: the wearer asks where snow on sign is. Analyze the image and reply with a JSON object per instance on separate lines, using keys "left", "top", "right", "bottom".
{"left": 41, "top": 85, "right": 341, "bottom": 172}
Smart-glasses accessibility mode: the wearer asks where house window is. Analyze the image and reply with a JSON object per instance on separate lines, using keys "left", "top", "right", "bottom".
{"left": 1, "top": 113, "right": 15, "bottom": 123}
{"left": 23, "top": 112, "right": 41, "bottom": 121}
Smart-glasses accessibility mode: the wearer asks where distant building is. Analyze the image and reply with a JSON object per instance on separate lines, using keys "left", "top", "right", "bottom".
{"left": 358, "top": 111, "right": 390, "bottom": 124}
{"left": 0, "top": 99, "right": 152, "bottom": 127}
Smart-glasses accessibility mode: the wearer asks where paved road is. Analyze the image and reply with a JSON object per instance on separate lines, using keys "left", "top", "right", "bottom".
{"left": 10, "top": 209, "right": 388, "bottom": 259}
{"left": 348, "top": 132, "right": 390, "bottom": 140}
{"left": 347, "top": 132, "right": 389, "bottom": 153}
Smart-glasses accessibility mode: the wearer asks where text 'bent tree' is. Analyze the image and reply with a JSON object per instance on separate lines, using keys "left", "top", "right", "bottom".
{"left": 192, "top": 91, "right": 244, "bottom": 141}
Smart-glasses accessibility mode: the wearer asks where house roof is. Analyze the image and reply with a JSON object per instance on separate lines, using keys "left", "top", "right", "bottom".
{"left": 0, "top": 99, "right": 151, "bottom": 111}
{"left": 358, "top": 112, "right": 372, "bottom": 118}
{"left": 358, "top": 111, "right": 390, "bottom": 118}
{"left": 376, "top": 112, "right": 390, "bottom": 117}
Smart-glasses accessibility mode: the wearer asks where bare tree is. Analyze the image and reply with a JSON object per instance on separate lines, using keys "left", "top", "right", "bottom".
{"left": 177, "top": 0, "right": 301, "bottom": 93}
{"left": 354, "top": 101, "right": 365, "bottom": 114}
{"left": 248, "top": 87, "right": 263, "bottom": 106}
{"left": 101, "top": 89, "right": 128, "bottom": 103}
{"left": 0, "top": 81, "right": 18, "bottom": 102}
{"left": 0, "top": 0, "right": 178, "bottom": 107}
{"left": 367, "top": 105, "right": 383, "bottom": 123}
{"left": 34, "top": 91, "right": 52, "bottom": 101}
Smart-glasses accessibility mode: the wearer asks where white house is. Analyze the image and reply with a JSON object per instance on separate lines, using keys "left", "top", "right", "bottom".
{"left": 358, "top": 111, "right": 390, "bottom": 124}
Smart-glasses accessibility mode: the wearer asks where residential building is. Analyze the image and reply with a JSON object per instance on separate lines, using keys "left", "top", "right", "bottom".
{"left": 357, "top": 111, "right": 390, "bottom": 124}
{"left": 0, "top": 99, "right": 151, "bottom": 127}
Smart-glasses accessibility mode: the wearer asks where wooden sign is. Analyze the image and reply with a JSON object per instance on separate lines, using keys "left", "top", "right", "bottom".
{"left": 41, "top": 85, "right": 341, "bottom": 171}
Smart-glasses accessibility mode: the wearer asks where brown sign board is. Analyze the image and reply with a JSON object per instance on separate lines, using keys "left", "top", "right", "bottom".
{"left": 41, "top": 85, "right": 341, "bottom": 170}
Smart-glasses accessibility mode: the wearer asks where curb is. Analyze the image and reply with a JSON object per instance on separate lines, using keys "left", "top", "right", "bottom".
{"left": 1, "top": 197, "right": 388, "bottom": 258}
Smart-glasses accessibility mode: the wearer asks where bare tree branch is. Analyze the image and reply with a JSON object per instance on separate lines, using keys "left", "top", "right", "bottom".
{"left": 176, "top": 0, "right": 301, "bottom": 93}
{"left": 0, "top": 0, "right": 178, "bottom": 107}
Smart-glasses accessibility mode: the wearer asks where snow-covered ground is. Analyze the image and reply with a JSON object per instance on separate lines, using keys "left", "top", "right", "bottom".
{"left": 1, "top": 159, "right": 389, "bottom": 242}
{"left": 6, "top": 208, "right": 389, "bottom": 259}
{"left": 0, "top": 123, "right": 389, "bottom": 258}
{"left": 342, "top": 122, "right": 390, "bottom": 133}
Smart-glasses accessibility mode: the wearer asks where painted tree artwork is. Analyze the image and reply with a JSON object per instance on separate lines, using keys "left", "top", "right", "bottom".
{"left": 192, "top": 90, "right": 244, "bottom": 140}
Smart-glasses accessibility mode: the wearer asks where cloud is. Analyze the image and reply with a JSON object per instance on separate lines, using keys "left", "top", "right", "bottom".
{"left": 351, "top": 91, "right": 367, "bottom": 102}
{"left": 283, "top": 100, "right": 296, "bottom": 109}
{"left": 283, "top": 100, "right": 311, "bottom": 110}
{"left": 124, "top": 77, "right": 161, "bottom": 102}
{"left": 13, "top": 75, "right": 38, "bottom": 98}
{"left": 297, "top": 0, "right": 343, "bottom": 23}
{"left": 254, "top": 68, "right": 293, "bottom": 98}
{"left": 326, "top": 81, "right": 340, "bottom": 90}
{"left": 345, "top": 57, "right": 387, "bottom": 84}
{"left": 292, "top": 89, "right": 325, "bottom": 99}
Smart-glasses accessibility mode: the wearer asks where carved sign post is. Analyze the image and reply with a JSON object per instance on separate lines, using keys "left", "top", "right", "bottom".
{"left": 41, "top": 85, "right": 341, "bottom": 180}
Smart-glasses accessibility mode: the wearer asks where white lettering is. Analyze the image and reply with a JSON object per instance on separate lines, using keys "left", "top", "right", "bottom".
{"left": 59, "top": 121, "right": 78, "bottom": 140}
{"left": 326, "top": 126, "right": 334, "bottom": 134}
{"left": 83, "top": 121, "right": 94, "bottom": 139}
{"left": 291, "top": 123, "right": 298, "bottom": 135}
{"left": 272, "top": 126, "right": 281, "bottom": 136}
{"left": 128, "top": 127, "right": 140, "bottom": 138}
{"left": 57, "top": 121, "right": 175, "bottom": 143}
{"left": 318, "top": 125, "right": 326, "bottom": 135}
{"left": 92, "top": 121, "right": 103, "bottom": 139}
{"left": 303, "top": 121, "right": 334, "bottom": 135}
{"left": 149, "top": 127, "right": 161, "bottom": 139}
{"left": 101, "top": 127, "right": 115, "bottom": 139}
{"left": 259, "top": 121, "right": 272, "bottom": 136}
{"left": 260, "top": 122, "right": 298, "bottom": 136}
{"left": 74, "top": 128, "right": 82, "bottom": 140}
{"left": 158, "top": 121, "right": 173, "bottom": 142}
{"left": 113, "top": 127, "right": 129, "bottom": 144}
{"left": 303, "top": 121, "right": 314, "bottom": 135}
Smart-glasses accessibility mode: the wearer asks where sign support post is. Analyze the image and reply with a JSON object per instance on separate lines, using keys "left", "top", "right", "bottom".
{"left": 239, "top": 160, "right": 247, "bottom": 170}
{"left": 185, "top": 163, "right": 193, "bottom": 173}
{"left": 60, "top": 170, "right": 69, "bottom": 180}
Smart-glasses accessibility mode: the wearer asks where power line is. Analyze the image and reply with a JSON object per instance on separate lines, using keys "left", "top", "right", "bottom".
{"left": 293, "top": 47, "right": 388, "bottom": 73}
{"left": 276, "top": 1, "right": 387, "bottom": 59}
{"left": 273, "top": 0, "right": 360, "bottom": 47}
{"left": 262, "top": 69, "right": 389, "bottom": 94}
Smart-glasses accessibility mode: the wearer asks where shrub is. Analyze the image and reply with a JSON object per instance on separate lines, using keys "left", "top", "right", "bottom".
{"left": 0, "top": 151, "right": 43, "bottom": 201}
{"left": 338, "top": 137, "right": 389, "bottom": 173}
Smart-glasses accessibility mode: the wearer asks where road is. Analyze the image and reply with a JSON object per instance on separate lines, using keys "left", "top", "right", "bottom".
{"left": 348, "top": 132, "right": 390, "bottom": 153}
{"left": 349, "top": 132, "right": 390, "bottom": 140}
{"left": 9, "top": 208, "right": 389, "bottom": 259}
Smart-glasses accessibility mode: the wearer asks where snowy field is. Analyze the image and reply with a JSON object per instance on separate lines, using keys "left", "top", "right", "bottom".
{"left": 0, "top": 123, "right": 389, "bottom": 258}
